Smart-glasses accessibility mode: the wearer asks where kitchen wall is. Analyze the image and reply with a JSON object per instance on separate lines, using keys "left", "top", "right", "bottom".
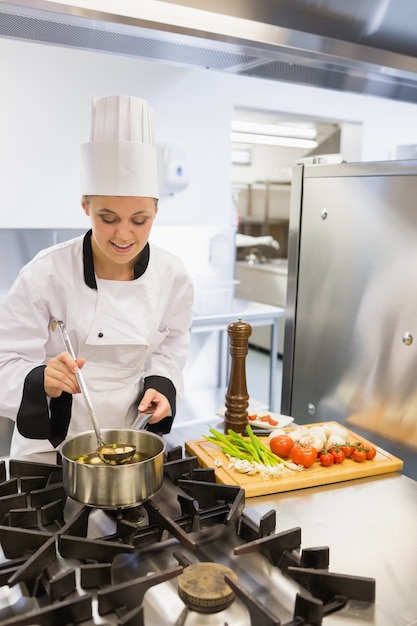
{"left": 2, "top": 35, "right": 417, "bottom": 399}
{"left": 2, "top": 37, "right": 417, "bottom": 234}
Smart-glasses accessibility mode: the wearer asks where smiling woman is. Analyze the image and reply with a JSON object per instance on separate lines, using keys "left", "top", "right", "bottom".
{"left": 0, "top": 95, "right": 194, "bottom": 462}
{"left": 82, "top": 196, "right": 158, "bottom": 281}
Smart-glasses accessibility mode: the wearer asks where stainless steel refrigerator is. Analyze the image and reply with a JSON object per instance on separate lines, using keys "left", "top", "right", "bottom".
{"left": 281, "top": 159, "right": 417, "bottom": 471}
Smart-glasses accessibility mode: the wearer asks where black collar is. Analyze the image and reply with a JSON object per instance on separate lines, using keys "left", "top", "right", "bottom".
{"left": 82, "top": 230, "right": 150, "bottom": 289}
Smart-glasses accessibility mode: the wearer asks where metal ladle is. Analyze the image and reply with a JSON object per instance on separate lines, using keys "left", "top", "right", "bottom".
{"left": 51, "top": 319, "right": 136, "bottom": 465}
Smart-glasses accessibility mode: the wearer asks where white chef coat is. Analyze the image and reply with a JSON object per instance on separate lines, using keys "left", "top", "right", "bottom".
{"left": 0, "top": 232, "right": 193, "bottom": 459}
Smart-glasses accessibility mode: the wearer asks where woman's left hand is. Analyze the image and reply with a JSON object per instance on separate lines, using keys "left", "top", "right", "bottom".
{"left": 138, "top": 389, "right": 170, "bottom": 424}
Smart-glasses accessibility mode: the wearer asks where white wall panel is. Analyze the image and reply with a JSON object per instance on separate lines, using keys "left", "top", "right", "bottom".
{"left": 2, "top": 37, "right": 417, "bottom": 230}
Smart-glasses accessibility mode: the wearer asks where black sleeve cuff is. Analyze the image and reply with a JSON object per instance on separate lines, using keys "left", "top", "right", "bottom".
{"left": 17, "top": 365, "right": 50, "bottom": 439}
{"left": 142, "top": 375, "right": 176, "bottom": 435}
{"left": 17, "top": 365, "right": 72, "bottom": 447}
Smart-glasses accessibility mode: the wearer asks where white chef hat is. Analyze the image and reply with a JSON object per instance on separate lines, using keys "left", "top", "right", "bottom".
{"left": 80, "top": 95, "right": 159, "bottom": 198}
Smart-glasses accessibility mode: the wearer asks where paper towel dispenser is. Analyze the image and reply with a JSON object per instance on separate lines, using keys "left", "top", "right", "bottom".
{"left": 157, "top": 146, "right": 189, "bottom": 196}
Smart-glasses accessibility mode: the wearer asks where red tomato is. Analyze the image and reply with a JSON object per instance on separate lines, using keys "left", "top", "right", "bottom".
{"left": 268, "top": 416, "right": 279, "bottom": 426}
{"left": 290, "top": 443, "right": 318, "bottom": 468}
{"left": 270, "top": 435, "right": 294, "bottom": 458}
{"left": 248, "top": 414, "right": 257, "bottom": 421}
{"left": 319, "top": 451, "right": 334, "bottom": 467}
{"left": 365, "top": 446, "right": 377, "bottom": 460}
{"left": 340, "top": 444, "right": 354, "bottom": 458}
{"left": 352, "top": 448, "right": 367, "bottom": 463}
{"left": 259, "top": 414, "right": 270, "bottom": 422}
{"left": 330, "top": 447, "right": 346, "bottom": 464}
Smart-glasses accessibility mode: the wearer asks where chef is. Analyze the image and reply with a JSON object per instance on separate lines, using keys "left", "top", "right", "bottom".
{"left": 0, "top": 94, "right": 194, "bottom": 461}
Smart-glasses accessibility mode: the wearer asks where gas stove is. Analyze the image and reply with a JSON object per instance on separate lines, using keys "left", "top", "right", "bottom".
{"left": 0, "top": 448, "right": 375, "bottom": 626}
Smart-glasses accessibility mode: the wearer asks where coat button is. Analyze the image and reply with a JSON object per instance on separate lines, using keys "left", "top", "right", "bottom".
{"left": 98, "top": 332, "right": 104, "bottom": 338}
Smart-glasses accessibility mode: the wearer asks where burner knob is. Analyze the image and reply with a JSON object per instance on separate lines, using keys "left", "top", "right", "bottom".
{"left": 224, "top": 318, "right": 252, "bottom": 433}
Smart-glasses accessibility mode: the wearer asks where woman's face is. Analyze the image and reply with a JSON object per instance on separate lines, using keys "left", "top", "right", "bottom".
{"left": 82, "top": 196, "right": 157, "bottom": 277}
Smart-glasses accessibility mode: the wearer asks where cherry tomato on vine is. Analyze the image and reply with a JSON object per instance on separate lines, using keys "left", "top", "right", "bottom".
{"left": 352, "top": 448, "right": 367, "bottom": 462}
{"left": 330, "top": 447, "right": 346, "bottom": 464}
{"left": 340, "top": 443, "right": 354, "bottom": 458}
{"left": 270, "top": 435, "right": 294, "bottom": 458}
{"left": 365, "top": 446, "right": 377, "bottom": 460}
{"left": 319, "top": 451, "right": 334, "bottom": 467}
{"left": 290, "top": 443, "right": 318, "bottom": 468}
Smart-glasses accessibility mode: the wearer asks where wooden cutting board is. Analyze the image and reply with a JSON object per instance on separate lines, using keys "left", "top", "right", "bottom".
{"left": 185, "top": 421, "right": 403, "bottom": 497}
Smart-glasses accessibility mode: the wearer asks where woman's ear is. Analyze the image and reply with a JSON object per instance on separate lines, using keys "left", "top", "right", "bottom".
{"left": 81, "top": 197, "right": 90, "bottom": 216}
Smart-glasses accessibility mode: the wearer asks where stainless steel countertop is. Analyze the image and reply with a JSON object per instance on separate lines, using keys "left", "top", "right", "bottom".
{"left": 191, "top": 297, "right": 284, "bottom": 330}
{"left": 166, "top": 418, "right": 417, "bottom": 626}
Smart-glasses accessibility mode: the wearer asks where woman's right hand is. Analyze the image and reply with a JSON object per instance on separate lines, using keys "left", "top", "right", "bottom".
{"left": 44, "top": 351, "right": 86, "bottom": 398}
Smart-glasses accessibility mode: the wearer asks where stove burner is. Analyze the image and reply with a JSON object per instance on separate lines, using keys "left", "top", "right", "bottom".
{"left": 0, "top": 455, "right": 376, "bottom": 626}
{"left": 177, "top": 562, "right": 237, "bottom": 613}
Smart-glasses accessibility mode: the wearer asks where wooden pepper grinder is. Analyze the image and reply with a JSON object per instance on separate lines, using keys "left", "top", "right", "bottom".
{"left": 224, "top": 318, "right": 252, "bottom": 433}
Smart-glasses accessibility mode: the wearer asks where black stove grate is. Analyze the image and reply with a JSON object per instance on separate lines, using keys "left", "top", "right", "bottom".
{"left": 0, "top": 455, "right": 375, "bottom": 626}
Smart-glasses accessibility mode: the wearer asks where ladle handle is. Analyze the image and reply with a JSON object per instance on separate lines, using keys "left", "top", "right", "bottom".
{"left": 51, "top": 319, "right": 104, "bottom": 446}
{"left": 131, "top": 411, "right": 154, "bottom": 431}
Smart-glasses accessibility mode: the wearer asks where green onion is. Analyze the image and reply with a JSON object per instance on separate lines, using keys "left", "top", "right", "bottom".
{"left": 203, "top": 425, "right": 282, "bottom": 467}
{"left": 205, "top": 425, "right": 303, "bottom": 469}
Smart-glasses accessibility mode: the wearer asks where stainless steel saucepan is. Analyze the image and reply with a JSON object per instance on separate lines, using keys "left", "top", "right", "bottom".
{"left": 60, "top": 426, "right": 166, "bottom": 509}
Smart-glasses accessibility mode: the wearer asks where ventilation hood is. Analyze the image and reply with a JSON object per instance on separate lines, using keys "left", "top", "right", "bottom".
{"left": 2, "top": 0, "right": 417, "bottom": 103}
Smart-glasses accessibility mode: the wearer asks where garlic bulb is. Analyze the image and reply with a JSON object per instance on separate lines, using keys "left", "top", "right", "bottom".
{"left": 324, "top": 424, "right": 349, "bottom": 440}
{"left": 327, "top": 433, "right": 346, "bottom": 448}
{"left": 288, "top": 426, "right": 309, "bottom": 442}
{"left": 299, "top": 433, "right": 326, "bottom": 452}
{"left": 308, "top": 426, "right": 328, "bottom": 441}
{"left": 268, "top": 428, "right": 286, "bottom": 441}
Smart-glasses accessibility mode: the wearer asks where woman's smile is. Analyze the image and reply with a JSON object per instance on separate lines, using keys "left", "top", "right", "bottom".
{"left": 110, "top": 240, "right": 135, "bottom": 252}
{"left": 81, "top": 196, "right": 158, "bottom": 278}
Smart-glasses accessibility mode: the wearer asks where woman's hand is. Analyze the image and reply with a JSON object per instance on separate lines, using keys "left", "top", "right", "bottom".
{"left": 44, "top": 352, "right": 86, "bottom": 398}
{"left": 138, "top": 389, "right": 170, "bottom": 424}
